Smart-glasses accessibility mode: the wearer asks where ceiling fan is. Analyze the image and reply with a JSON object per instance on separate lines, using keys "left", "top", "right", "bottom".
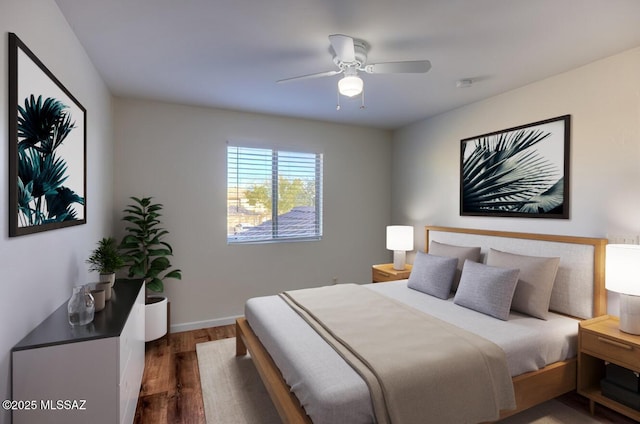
{"left": 277, "top": 34, "right": 432, "bottom": 100}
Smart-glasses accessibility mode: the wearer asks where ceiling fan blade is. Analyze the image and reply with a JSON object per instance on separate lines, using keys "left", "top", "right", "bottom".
{"left": 364, "top": 60, "right": 432, "bottom": 74}
{"left": 276, "top": 70, "right": 342, "bottom": 83}
{"left": 329, "top": 34, "right": 356, "bottom": 63}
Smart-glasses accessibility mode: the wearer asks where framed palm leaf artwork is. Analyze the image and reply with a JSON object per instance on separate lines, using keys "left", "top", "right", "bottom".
{"left": 460, "top": 115, "right": 570, "bottom": 219}
{"left": 8, "top": 33, "right": 86, "bottom": 237}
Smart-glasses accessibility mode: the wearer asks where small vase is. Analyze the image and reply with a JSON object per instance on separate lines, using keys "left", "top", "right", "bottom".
{"left": 68, "top": 285, "right": 95, "bottom": 326}
{"left": 91, "top": 289, "right": 106, "bottom": 312}
{"left": 95, "top": 281, "right": 112, "bottom": 301}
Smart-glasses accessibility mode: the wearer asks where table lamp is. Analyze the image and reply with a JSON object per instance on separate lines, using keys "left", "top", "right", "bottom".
{"left": 606, "top": 244, "right": 640, "bottom": 334}
{"left": 386, "top": 226, "right": 414, "bottom": 270}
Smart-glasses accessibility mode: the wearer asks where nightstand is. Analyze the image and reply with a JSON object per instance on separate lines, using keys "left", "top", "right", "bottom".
{"left": 372, "top": 263, "right": 412, "bottom": 283}
{"left": 578, "top": 315, "right": 640, "bottom": 421}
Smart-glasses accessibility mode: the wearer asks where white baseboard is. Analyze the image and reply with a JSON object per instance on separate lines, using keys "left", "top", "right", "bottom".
{"left": 169, "top": 315, "right": 241, "bottom": 333}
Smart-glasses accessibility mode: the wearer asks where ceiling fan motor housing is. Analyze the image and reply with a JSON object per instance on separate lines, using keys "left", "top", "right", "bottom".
{"left": 333, "top": 39, "right": 369, "bottom": 69}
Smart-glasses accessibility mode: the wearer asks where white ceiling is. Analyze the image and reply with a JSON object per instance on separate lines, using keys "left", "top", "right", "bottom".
{"left": 55, "top": 0, "right": 640, "bottom": 130}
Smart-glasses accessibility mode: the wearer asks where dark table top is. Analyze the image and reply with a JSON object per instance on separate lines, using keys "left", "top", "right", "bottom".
{"left": 12, "top": 279, "right": 144, "bottom": 352}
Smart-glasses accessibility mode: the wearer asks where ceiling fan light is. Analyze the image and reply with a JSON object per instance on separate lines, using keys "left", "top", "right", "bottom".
{"left": 338, "top": 75, "right": 363, "bottom": 97}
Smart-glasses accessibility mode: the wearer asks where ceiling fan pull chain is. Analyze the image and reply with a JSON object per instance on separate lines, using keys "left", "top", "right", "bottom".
{"left": 336, "top": 86, "right": 341, "bottom": 111}
{"left": 360, "top": 87, "right": 366, "bottom": 110}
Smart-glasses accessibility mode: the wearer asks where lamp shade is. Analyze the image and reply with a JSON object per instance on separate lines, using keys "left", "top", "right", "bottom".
{"left": 386, "top": 226, "right": 414, "bottom": 251}
{"left": 606, "top": 244, "right": 640, "bottom": 296}
{"left": 338, "top": 75, "right": 363, "bottom": 97}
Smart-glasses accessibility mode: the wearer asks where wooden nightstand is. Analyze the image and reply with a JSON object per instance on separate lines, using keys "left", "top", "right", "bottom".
{"left": 372, "top": 263, "right": 412, "bottom": 283}
{"left": 578, "top": 315, "right": 640, "bottom": 421}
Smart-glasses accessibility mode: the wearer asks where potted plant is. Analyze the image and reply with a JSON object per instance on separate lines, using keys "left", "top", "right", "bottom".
{"left": 120, "top": 196, "right": 182, "bottom": 342}
{"left": 86, "top": 237, "right": 125, "bottom": 287}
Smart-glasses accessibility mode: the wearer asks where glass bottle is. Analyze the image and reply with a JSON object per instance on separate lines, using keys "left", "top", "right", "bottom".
{"left": 68, "top": 285, "right": 95, "bottom": 326}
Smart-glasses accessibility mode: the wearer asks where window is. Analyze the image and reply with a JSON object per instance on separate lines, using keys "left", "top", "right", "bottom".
{"left": 227, "top": 145, "right": 323, "bottom": 243}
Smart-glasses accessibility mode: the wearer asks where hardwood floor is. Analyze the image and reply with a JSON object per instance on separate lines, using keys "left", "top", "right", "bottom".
{"left": 134, "top": 325, "right": 235, "bottom": 424}
{"left": 556, "top": 392, "right": 638, "bottom": 424}
{"left": 134, "top": 325, "right": 636, "bottom": 424}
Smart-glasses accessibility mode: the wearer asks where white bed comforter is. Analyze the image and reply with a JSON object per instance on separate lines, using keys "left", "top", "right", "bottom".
{"left": 244, "top": 281, "right": 578, "bottom": 424}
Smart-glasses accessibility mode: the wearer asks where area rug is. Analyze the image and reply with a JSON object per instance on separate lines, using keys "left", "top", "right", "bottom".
{"left": 197, "top": 338, "right": 603, "bottom": 424}
{"left": 197, "top": 338, "right": 280, "bottom": 424}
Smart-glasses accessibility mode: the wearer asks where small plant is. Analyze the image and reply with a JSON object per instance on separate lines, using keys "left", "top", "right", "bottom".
{"left": 86, "top": 237, "right": 125, "bottom": 274}
{"left": 120, "top": 196, "right": 182, "bottom": 293}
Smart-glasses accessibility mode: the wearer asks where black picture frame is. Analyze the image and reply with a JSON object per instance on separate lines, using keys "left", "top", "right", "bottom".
{"left": 460, "top": 115, "right": 570, "bottom": 219}
{"left": 8, "top": 33, "right": 86, "bottom": 237}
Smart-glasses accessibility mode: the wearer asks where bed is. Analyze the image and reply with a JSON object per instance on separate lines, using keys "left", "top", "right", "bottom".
{"left": 235, "top": 226, "right": 607, "bottom": 423}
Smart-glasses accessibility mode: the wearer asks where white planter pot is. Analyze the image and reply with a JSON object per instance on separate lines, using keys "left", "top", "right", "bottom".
{"left": 145, "top": 295, "right": 168, "bottom": 342}
{"left": 99, "top": 273, "right": 116, "bottom": 287}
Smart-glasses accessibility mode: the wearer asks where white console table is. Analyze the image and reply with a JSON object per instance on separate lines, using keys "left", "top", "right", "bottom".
{"left": 12, "top": 279, "right": 145, "bottom": 424}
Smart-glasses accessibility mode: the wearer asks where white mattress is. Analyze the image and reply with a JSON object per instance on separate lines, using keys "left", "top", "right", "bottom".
{"left": 244, "top": 280, "right": 579, "bottom": 424}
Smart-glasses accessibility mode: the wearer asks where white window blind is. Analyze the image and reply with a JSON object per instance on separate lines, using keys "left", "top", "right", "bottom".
{"left": 227, "top": 145, "right": 323, "bottom": 243}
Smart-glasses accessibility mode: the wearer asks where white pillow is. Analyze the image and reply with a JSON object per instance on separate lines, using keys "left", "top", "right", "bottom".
{"left": 407, "top": 252, "right": 458, "bottom": 299}
{"left": 486, "top": 249, "right": 560, "bottom": 320}
{"left": 454, "top": 260, "right": 520, "bottom": 321}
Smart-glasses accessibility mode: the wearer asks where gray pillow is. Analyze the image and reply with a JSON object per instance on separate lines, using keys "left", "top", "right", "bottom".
{"left": 428, "top": 241, "right": 481, "bottom": 292}
{"left": 486, "top": 249, "right": 560, "bottom": 320}
{"left": 453, "top": 260, "right": 520, "bottom": 321}
{"left": 407, "top": 252, "right": 458, "bottom": 299}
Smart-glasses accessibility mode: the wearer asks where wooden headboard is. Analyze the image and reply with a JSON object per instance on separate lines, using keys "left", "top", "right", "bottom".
{"left": 425, "top": 226, "right": 608, "bottom": 319}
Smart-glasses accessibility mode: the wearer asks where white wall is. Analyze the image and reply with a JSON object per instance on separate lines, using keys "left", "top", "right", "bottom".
{"left": 393, "top": 46, "right": 640, "bottom": 249}
{"left": 392, "top": 47, "right": 640, "bottom": 314}
{"left": 0, "top": 2, "right": 113, "bottom": 421}
{"left": 113, "top": 98, "right": 392, "bottom": 329}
